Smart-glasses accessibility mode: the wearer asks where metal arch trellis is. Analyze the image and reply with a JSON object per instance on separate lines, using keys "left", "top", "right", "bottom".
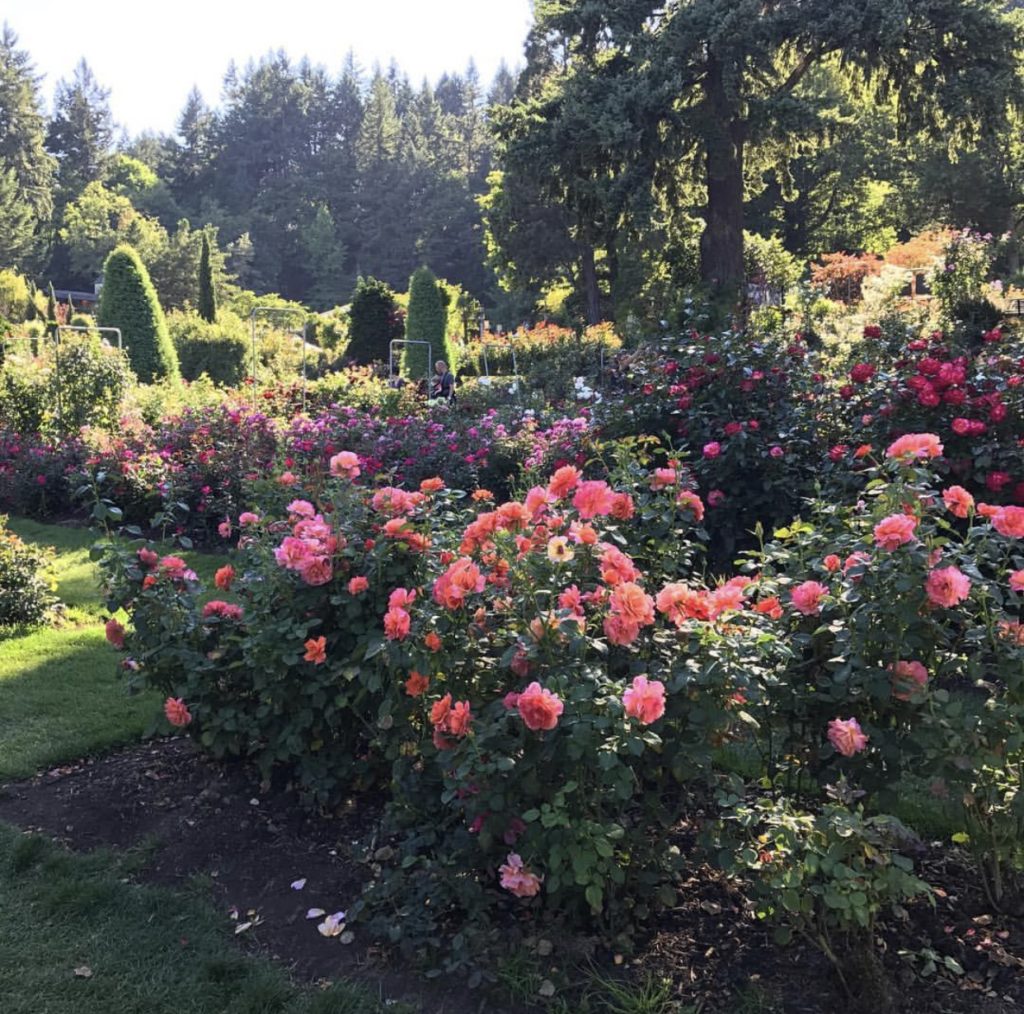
{"left": 388, "top": 339, "right": 433, "bottom": 388}
{"left": 249, "top": 307, "right": 309, "bottom": 413}
{"left": 479, "top": 334, "right": 521, "bottom": 403}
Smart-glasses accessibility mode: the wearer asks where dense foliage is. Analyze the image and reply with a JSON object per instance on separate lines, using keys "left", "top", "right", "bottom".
{"left": 402, "top": 266, "right": 452, "bottom": 379}
{"left": 98, "top": 245, "right": 179, "bottom": 384}
{"left": 345, "top": 276, "right": 404, "bottom": 366}
{"left": 0, "top": 514, "right": 55, "bottom": 627}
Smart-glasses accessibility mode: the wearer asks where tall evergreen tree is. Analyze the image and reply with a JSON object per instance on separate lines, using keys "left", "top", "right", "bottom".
{"left": 0, "top": 25, "right": 55, "bottom": 271}
{"left": 402, "top": 265, "right": 451, "bottom": 379}
{"left": 198, "top": 231, "right": 216, "bottom": 321}
{"left": 354, "top": 72, "right": 411, "bottom": 286}
{"left": 171, "top": 87, "right": 216, "bottom": 213}
{"left": 45, "top": 59, "right": 114, "bottom": 206}
{"left": 521, "top": 0, "right": 1023, "bottom": 294}
{"left": 98, "top": 244, "right": 179, "bottom": 383}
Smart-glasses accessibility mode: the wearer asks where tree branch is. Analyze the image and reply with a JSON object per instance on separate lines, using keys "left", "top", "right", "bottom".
{"left": 774, "top": 45, "right": 827, "bottom": 98}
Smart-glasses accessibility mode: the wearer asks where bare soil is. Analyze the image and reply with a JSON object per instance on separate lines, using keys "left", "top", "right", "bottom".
{"left": 0, "top": 738, "right": 1020, "bottom": 1014}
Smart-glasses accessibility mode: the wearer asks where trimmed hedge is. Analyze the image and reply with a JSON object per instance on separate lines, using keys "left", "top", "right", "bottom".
{"left": 402, "top": 265, "right": 454, "bottom": 380}
{"left": 98, "top": 244, "right": 180, "bottom": 384}
{"left": 169, "top": 309, "right": 249, "bottom": 387}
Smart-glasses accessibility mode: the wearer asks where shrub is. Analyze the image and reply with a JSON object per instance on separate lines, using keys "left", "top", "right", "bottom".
{"left": 0, "top": 516, "right": 56, "bottom": 628}
{"left": 744, "top": 232, "right": 801, "bottom": 293}
{"left": 169, "top": 309, "right": 249, "bottom": 386}
{"left": 0, "top": 352, "right": 49, "bottom": 433}
{"left": 0, "top": 269, "right": 30, "bottom": 322}
{"left": 53, "top": 332, "right": 133, "bottom": 431}
{"left": 402, "top": 266, "right": 453, "bottom": 380}
{"left": 346, "top": 276, "right": 403, "bottom": 366}
{"left": 98, "top": 244, "right": 180, "bottom": 384}
{"left": 811, "top": 252, "right": 883, "bottom": 303}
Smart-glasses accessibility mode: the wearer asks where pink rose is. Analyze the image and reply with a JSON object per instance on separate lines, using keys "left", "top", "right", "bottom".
{"left": 790, "top": 581, "right": 829, "bottom": 616}
{"left": 622, "top": 675, "right": 666, "bottom": 725}
{"left": 827, "top": 717, "right": 868, "bottom": 757}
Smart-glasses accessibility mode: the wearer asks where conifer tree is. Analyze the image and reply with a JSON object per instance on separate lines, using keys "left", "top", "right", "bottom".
{"left": 98, "top": 244, "right": 179, "bottom": 383}
{"left": 402, "top": 266, "right": 452, "bottom": 379}
{"left": 197, "top": 231, "right": 216, "bottom": 322}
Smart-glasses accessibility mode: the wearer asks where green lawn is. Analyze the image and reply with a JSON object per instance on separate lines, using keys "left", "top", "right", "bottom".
{"left": 0, "top": 519, "right": 219, "bottom": 781}
{"left": 0, "top": 824, "right": 397, "bottom": 1014}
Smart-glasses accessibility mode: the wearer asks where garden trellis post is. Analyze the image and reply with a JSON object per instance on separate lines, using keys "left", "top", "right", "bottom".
{"left": 250, "top": 307, "right": 308, "bottom": 413}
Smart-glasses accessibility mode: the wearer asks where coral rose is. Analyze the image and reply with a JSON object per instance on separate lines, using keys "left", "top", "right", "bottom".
{"left": 623, "top": 675, "right": 666, "bottom": 725}
{"left": 348, "top": 575, "right": 369, "bottom": 595}
{"left": 303, "top": 636, "right": 327, "bottom": 664}
{"left": 790, "top": 581, "right": 829, "bottom": 616}
{"left": 383, "top": 607, "right": 411, "bottom": 640}
{"left": 676, "top": 490, "right": 705, "bottom": 521}
{"left": 993, "top": 506, "right": 1024, "bottom": 538}
{"left": 873, "top": 513, "right": 917, "bottom": 551}
{"left": 214, "top": 565, "right": 235, "bottom": 590}
{"left": 328, "top": 451, "right": 360, "bottom": 479}
{"left": 517, "top": 681, "right": 564, "bottom": 731}
{"left": 885, "top": 433, "right": 943, "bottom": 461}
{"left": 164, "top": 697, "right": 192, "bottom": 728}
{"left": 499, "top": 853, "right": 542, "bottom": 898}
{"left": 889, "top": 660, "right": 928, "bottom": 700}
{"left": 572, "top": 480, "right": 616, "bottom": 520}
{"left": 925, "top": 566, "right": 970, "bottom": 608}
{"left": 942, "top": 486, "right": 974, "bottom": 519}
{"left": 548, "top": 465, "right": 582, "bottom": 499}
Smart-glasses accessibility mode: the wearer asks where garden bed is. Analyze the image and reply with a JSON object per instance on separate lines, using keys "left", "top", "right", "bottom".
{"left": 1, "top": 738, "right": 1020, "bottom": 1014}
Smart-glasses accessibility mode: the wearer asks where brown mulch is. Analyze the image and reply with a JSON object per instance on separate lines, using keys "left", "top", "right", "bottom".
{"left": 0, "top": 738, "right": 1021, "bottom": 1014}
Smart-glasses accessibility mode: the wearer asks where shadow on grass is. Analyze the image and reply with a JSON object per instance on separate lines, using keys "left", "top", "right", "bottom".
{"left": 0, "top": 626, "right": 156, "bottom": 781}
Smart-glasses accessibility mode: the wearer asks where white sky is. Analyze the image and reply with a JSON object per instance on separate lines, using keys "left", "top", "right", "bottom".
{"left": 6, "top": 0, "right": 534, "bottom": 137}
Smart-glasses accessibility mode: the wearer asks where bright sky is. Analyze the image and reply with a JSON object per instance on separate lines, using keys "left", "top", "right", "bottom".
{"left": 7, "top": 0, "right": 534, "bottom": 137}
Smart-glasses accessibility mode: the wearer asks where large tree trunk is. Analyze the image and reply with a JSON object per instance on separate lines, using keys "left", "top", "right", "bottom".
{"left": 699, "top": 59, "right": 746, "bottom": 294}
{"left": 579, "top": 242, "right": 601, "bottom": 324}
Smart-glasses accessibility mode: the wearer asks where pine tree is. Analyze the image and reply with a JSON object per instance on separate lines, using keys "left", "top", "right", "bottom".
{"left": 0, "top": 26, "right": 55, "bottom": 271}
{"left": 45, "top": 59, "right": 114, "bottom": 206}
{"left": 198, "top": 231, "right": 216, "bottom": 322}
{"left": 346, "top": 276, "right": 402, "bottom": 365}
{"left": 402, "top": 266, "right": 452, "bottom": 380}
{"left": 98, "top": 245, "right": 179, "bottom": 383}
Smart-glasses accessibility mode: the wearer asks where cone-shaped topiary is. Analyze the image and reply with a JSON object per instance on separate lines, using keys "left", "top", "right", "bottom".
{"left": 98, "top": 244, "right": 179, "bottom": 383}
{"left": 197, "top": 232, "right": 217, "bottom": 323}
{"left": 402, "top": 265, "right": 453, "bottom": 380}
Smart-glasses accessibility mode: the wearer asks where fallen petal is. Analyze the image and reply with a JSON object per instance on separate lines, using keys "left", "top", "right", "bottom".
{"left": 291, "top": 879, "right": 307, "bottom": 891}
{"left": 306, "top": 908, "right": 326, "bottom": 920}
{"left": 317, "top": 912, "right": 346, "bottom": 937}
